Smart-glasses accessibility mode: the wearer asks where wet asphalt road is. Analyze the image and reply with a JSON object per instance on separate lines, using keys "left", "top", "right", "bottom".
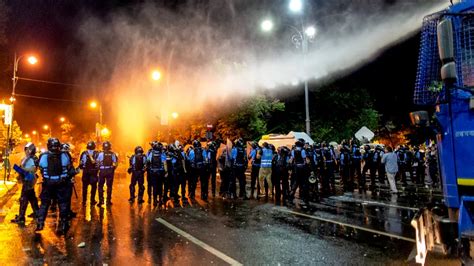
{"left": 0, "top": 172, "right": 460, "bottom": 265}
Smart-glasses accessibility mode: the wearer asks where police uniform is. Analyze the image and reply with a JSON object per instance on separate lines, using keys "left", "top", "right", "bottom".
{"left": 289, "top": 145, "right": 309, "bottom": 203}
{"left": 147, "top": 145, "right": 167, "bottom": 204}
{"left": 230, "top": 143, "right": 248, "bottom": 199}
{"left": 36, "top": 138, "right": 72, "bottom": 233}
{"left": 169, "top": 147, "right": 187, "bottom": 203}
{"left": 249, "top": 145, "right": 262, "bottom": 199}
{"left": 339, "top": 147, "right": 352, "bottom": 192}
{"left": 79, "top": 145, "right": 99, "bottom": 205}
{"left": 11, "top": 143, "right": 39, "bottom": 225}
{"left": 187, "top": 141, "right": 208, "bottom": 200}
{"left": 96, "top": 144, "right": 118, "bottom": 206}
{"left": 129, "top": 147, "right": 147, "bottom": 204}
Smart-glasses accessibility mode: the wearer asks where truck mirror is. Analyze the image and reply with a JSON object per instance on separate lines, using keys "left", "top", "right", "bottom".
{"left": 438, "top": 18, "right": 458, "bottom": 84}
{"left": 441, "top": 61, "right": 458, "bottom": 85}
{"left": 410, "top": 111, "right": 430, "bottom": 127}
{"left": 438, "top": 18, "right": 454, "bottom": 63}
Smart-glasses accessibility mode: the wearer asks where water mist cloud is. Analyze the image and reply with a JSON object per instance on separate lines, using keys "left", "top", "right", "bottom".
{"left": 76, "top": 0, "right": 448, "bottom": 146}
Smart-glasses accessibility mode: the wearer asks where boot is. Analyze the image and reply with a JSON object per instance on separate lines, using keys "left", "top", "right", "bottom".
{"left": 57, "top": 219, "right": 69, "bottom": 235}
{"left": 35, "top": 221, "right": 44, "bottom": 231}
{"left": 11, "top": 215, "right": 25, "bottom": 225}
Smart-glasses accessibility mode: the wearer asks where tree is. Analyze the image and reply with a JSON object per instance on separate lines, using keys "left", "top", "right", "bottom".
{"left": 60, "top": 121, "right": 75, "bottom": 143}
{"left": 289, "top": 86, "right": 381, "bottom": 142}
{"left": 216, "top": 95, "right": 285, "bottom": 140}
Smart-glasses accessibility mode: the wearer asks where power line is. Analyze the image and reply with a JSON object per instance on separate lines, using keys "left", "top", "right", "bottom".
{"left": 14, "top": 93, "right": 84, "bottom": 103}
{"left": 17, "top": 77, "right": 99, "bottom": 89}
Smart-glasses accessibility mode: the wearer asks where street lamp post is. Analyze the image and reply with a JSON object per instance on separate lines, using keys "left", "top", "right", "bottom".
{"left": 5, "top": 53, "right": 38, "bottom": 180}
{"left": 43, "top": 125, "right": 52, "bottom": 138}
{"left": 261, "top": 0, "right": 315, "bottom": 135}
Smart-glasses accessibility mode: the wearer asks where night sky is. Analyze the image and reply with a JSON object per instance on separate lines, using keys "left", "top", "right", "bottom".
{"left": 0, "top": 0, "right": 438, "bottom": 137}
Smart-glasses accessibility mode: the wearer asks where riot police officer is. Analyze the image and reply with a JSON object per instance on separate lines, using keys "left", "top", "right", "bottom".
{"left": 339, "top": 144, "right": 352, "bottom": 192}
{"left": 36, "top": 138, "right": 73, "bottom": 234}
{"left": 258, "top": 142, "right": 273, "bottom": 198}
{"left": 375, "top": 145, "right": 386, "bottom": 185}
{"left": 187, "top": 140, "right": 208, "bottom": 200}
{"left": 147, "top": 141, "right": 167, "bottom": 205}
{"left": 168, "top": 143, "right": 187, "bottom": 204}
{"left": 361, "top": 145, "right": 374, "bottom": 191}
{"left": 289, "top": 139, "right": 310, "bottom": 205}
{"left": 11, "top": 142, "right": 39, "bottom": 225}
{"left": 129, "top": 146, "right": 147, "bottom": 204}
{"left": 96, "top": 141, "right": 118, "bottom": 206}
{"left": 218, "top": 147, "right": 231, "bottom": 198}
{"left": 79, "top": 141, "right": 99, "bottom": 205}
{"left": 207, "top": 141, "right": 218, "bottom": 197}
{"left": 351, "top": 144, "right": 362, "bottom": 190}
{"left": 275, "top": 146, "right": 290, "bottom": 204}
{"left": 413, "top": 146, "right": 425, "bottom": 185}
{"left": 62, "top": 143, "right": 78, "bottom": 219}
{"left": 321, "top": 142, "right": 336, "bottom": 195}
{"left": 248, "top": 141, "right": 262, "bottom": 199}
{"left": 229, "top": 139, "right": 248, "bottom": 199}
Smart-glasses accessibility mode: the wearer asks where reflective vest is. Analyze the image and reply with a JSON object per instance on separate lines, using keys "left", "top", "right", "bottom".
{"left": 260, "top": 148, "right": 273, "bottom": 168}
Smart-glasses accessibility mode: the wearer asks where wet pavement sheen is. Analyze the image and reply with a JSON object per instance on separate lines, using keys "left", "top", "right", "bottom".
{"left": 0, "top": 172, "right": 460, "bottom": 265}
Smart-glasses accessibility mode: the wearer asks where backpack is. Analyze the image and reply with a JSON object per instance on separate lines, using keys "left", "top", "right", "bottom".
{"left": 235, "top": 147, "right": 246, "bottom": 166}
{"left": 134, "top": 154, "right": 145, "bottom": 171}
{"left": 342, "top": 151, "right": 350, "bottom": 166}
{"left": 150, "top": 151, "right": 163, "bottom": 169}
{"left": 103, "top": 151, "right": 114, "bottom": 167}
{"left": 82, "top": 151, "right": 98, "bottom": 170}
{"left": 294, "top": 149, "right": 304, "bottom": 165}
{"left": 47, "top": 153, "right": 63, "bottom": 177}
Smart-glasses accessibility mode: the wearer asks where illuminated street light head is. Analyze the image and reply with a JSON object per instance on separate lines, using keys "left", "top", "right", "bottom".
{"left": 260, "top": 19, "right": 274, "bottom": 32}
{"left": 32, "top": 130, "right": 37, "bottom": 135}
{"left": 151, "top": 70, "right": 162, "bottom": 81}
{"left": 43, "top": 125, "right": 49, "bottom": 130}
{"left": 60, "top": 117, "right": 66, "bottom": 123}
{"left": 305, "top": 26, "right": 317, "bottom": 38}
{"left": 89, "top": 101, "right": 98, "bottom": 109}
{"left": 171, "top": 112, "right": 179, "bottom": 119}
{"left": 27, "top": 56, "right": 38, "bottom": 65}
{"left": 289, "top": 0, "right": 303, "bottom": 13}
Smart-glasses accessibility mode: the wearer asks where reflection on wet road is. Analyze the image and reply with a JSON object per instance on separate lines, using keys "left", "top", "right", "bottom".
{"left": 0, "top": 172, "right": 459, "bottom": 265}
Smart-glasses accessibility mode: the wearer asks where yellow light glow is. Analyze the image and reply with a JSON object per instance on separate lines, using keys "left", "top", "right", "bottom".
{"left": 43, "top": 125, "right": 49, "bottom": 130}
{"left": 171, "top": 112, "right": 179, "bottom": 119}
{"left": 89, "top": 101, "right": 98, "bottom": 109}
{"left": 101, "top": 127, "right": 110, "bottom": 136}
{"left": 60, "top": 117, "right": 66, "bottom": 122}
{"left": 151, "top": 70, "right": 162, "bottom": 81}
{"left": 25, "top": 134, "right": 29, "bottom": 138}
{"left": 27, "top": 56, "right": 38, "bottom": 65}
{"left": 32, "top": 130, "right": 37, "bottom": 135}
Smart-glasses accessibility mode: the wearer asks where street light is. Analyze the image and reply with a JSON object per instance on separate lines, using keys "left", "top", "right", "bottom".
{"left": 43, "top": 124, "right": 52, "bottom": 137}
{"left": 59, "top": 116, "right": 66, "bottom": 123}
{"left": 289, "top": 0, "right": 303, "bottom": 13}
{"left": 89, "top": 101, "right": 103, "bottom": 124}
{"left": 151, "top": 70, "right": 162, "bottom": 81}
{"left": 259, "top": 0, "right": 315, "bottom": 135}
{"left": 5, "top": 53, "right": 39, "bottom": 181}
{"left": 261, "top": 19, "right": 274, "bottom": 32}
{"left": 171, "top": 112, "right": 179, "bottom": 119}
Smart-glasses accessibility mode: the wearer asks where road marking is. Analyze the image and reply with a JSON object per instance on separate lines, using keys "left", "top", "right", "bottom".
{"left": 275, "top": 207, "right": 416, "bottom": 243}
{"left": 329, "top": 196, "right": 419, "bottom": 211}
{"left": 156, "top": 218, "right": 243, "bottom": 266}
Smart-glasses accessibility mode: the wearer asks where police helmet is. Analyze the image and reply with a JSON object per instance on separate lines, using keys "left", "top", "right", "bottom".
{"left": 235, "top": 138, "right": 244, "bottom": 148}
{"left": 135, "top": 146, "right": 144, "bottom": 154}
{"left": 364, "top": 144, "right": 370, "bottom": 150}
{"left": 24, "top": 142, "right": 36, "bottom": 156}
{"left": 61, "top": 143, "right": 71, "bottom": 152}
{"left": 193, "top": 140, "right": 201, "bottom": 148}
{"left": 262, "top": 142, "right": 269, "bottom": 148}
{"left": 103, "top": 141, "right": 112, "bottom": 151}
{"left": 168, "top": 143, "right": 176, "bottom": 152}
{"left": 47, "top": 138, "right": 61, "bottom": 152}
{"left": 295, "top": 139, "right": 304, "bottom": 147}
{"left": 87, "top": 141, "right": 96, "bottom": 150}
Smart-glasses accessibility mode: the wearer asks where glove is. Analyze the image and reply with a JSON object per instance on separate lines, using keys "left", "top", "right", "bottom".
{"left": 127, "top": 168, "right": 132, "bottom": 174}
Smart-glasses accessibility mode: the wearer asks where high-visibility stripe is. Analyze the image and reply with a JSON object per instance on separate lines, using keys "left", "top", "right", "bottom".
{"left": 458, "top": 178, "right": 474, "bottom": 186}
